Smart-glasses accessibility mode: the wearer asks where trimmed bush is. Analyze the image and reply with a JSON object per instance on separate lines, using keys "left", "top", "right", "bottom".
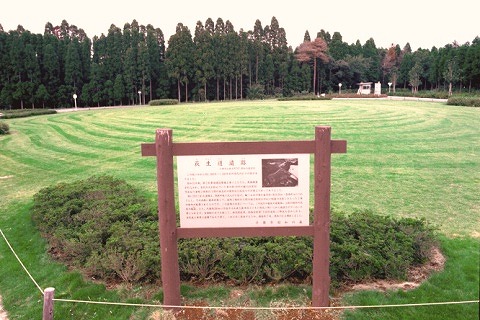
{"left": 388, "top": 89, "right": 450, "bottom": 99}
{"left": 0, "top": 122, "right": 9, "bottom": 134}
{"left": 179, "top": 210, "right": 436, "bottom": 286}
{"left": 33, "top": 178, "right": 437, "bottom": 287}
{"left": 329, "top": 210, "right": 436, "bottom": 286}
{"left": 447, "top": 96, "right": 480, "bottom": 107}
{"left": 32, "top": 175, "right": 160, "bottom": 284}
{"left": 1, "top": 109, "right": 57, "bottom": 119}
{"left": 328, "top": 93, "right": 388, "bottom": 99}
{"left": 278, "top": 95, "right": 332, "bottom": 101}
{"left": 149, "top": 99, "right": 179, "bottom": 106}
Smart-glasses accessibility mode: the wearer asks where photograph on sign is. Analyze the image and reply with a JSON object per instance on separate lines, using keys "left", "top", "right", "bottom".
{"left": 262, "top": 158, "right": 299, "bottom": 187}
{"left": 177, "top": 154, "right": 310, "bottom": 228}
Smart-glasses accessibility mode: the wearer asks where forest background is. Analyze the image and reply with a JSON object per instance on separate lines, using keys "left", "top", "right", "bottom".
{"left": 0, "top": 17, "right": 479, "bottom": 108}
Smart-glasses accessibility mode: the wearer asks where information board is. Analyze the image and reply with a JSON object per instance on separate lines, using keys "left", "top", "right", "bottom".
{"left": 177, "top": 154, "right": 310, "bottom": 228}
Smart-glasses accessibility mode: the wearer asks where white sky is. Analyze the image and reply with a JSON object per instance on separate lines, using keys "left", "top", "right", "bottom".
{"left": 1, "top": 0, "right": 478, "bottom": 50}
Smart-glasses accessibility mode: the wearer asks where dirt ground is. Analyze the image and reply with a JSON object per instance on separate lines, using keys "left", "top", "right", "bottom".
{"left": 150, "top": 247, "right": 446, "bottom": 320}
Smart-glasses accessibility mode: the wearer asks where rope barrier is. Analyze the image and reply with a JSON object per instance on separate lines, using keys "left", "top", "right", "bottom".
{"left": 1, "top": 228, "right": 479, "bottom": 312}
{"left": 0, "top": 229, "right": 44, "bottom": 294}
{"left": 52, "top": 298, "right": 478, "bottom": 310}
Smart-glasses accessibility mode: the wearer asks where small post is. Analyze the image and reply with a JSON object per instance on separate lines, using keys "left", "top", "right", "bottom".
{"left": 42, "top": 287, "right": 55, "bottom": 320}
{"left": 312, "top": 126, "right": 331, "bottom": 307}
{"left": 72, "top": 94, "right": 77, "bottom": 110}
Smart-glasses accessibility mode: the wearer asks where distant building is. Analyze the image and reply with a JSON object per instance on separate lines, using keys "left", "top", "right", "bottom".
{"left": 357, "top": 82, "right": 372, "bottom": 95}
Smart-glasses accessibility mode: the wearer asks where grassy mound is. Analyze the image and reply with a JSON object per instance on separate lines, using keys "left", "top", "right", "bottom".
{"left": 32, "top": 176, "right": 437, "bottom": 287}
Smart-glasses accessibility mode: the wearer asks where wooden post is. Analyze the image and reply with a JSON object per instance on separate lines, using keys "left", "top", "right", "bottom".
{"left": 42, "top": 287, "right": 55, "bottom": 320}
{"left": 155, "top": 129, "right": 181, "bottom": 308}
{"left": 312, "top": 126, "right": 331, "bottom": 307}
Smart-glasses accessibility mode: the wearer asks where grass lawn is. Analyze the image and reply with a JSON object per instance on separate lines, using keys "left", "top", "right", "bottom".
{"left": 0, "top": 99, "right": 478, "bottom": 319}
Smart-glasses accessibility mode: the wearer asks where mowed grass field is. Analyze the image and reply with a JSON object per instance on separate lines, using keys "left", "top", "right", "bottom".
{"left": 0, "top": 99, "right": 479, "bottom": 319}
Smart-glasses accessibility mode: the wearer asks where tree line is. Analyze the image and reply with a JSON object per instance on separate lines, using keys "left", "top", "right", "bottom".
{"left": 1, "top": 17, "right": 479, "bottom": 108}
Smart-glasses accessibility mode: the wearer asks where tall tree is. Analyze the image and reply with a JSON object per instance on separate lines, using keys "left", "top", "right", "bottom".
{"left": 329, "top": 32, "right": 349, "bottom": 60}
{"left": 251, "top": 20, "right": 264, "bottom": 85}
{"left": 295, "top": 37, "right": 329, "bottom": 95}
{"left": 194, "top": 20, "right": 215, "bottom": 101}
{"left": 213, "top": 18, "right": 227, "bottom": 100}
{"left": 64, "top": 38, "right": 82, "bottom": 92}
{"left": 444, "top": 57, "right": 460, "bottom": 96}
{"left": 382, "top": 44, "right": 399, "bottom": 92}
{"left": 408, "top": 62, "right": 422, "bottom": 94}
{"left": 362, "top": 38, "right": 381, "bottom": 81}
{"left": 165, "top": 23, "right": 194, "bottom": 102}
{"left": 303, "top": 30, "right": 311, "bottom": 43}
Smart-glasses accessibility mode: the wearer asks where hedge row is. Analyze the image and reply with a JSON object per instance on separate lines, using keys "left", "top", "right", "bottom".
{"left": 32, "top": 176, "right": 437, "bottom": 287}
{"left": 0, "top": 108, "right": 57, "bottom": 119}
{"left": 149, "top": 99, "right": 179, "bottom": 106}
{"left": 447, "top": 96, "right": 480, "bottom": 107}
{"left": 278, "top": 95, "right": 332, "bottom": 101}
{"left": 328, "top": 94, "right": 388, "bottom": 99}
{"left": 388, "top": 90, "right": 450, "bottom": 99}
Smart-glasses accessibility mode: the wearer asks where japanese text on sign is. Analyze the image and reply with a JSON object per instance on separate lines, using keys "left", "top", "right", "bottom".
{"left": 177, "top": 154, "right": 310, "bottom": 228}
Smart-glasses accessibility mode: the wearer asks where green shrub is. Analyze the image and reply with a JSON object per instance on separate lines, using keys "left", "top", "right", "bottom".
{"left": 178, "top": 211, "right": 436, "bottom": 286}
{"left": 246, "top": 84, "right": 266, "bottom": 100}
{"left": 447, "top": 96, "right": 480, "bottom": 107}
{"left": 32, "top": 175, "right": 160, "bottom": 284}
{"left": 148, "top": 99, "right": 179, "bottom": 106}
{"left": 388, "top": 89, "right": 450, "bottom": 99}
{"left": 278, "top": 95, "right": 332, "bottom": 101}
{"left": 33, "top": 178, "right": 437, "bottom": 287}
{"left": 0, "top": 121, "right": 9, "bottom": 134}
{"left": 329, "top": 210, "right": 437, "bottom": 286}
{"left": 328, "top": 93, "right": 388, "bottom": 99}
{"left": 2, "top": 109, "right": 57, "bottom": 119}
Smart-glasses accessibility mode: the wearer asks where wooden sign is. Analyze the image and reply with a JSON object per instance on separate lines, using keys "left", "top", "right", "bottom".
{"left": 141, "top": 126, "right": 346, "bottom": 308}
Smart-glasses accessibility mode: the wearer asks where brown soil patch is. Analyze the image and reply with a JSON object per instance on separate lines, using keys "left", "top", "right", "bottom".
{"left": 148, "top": 246, "right": 445, "bottom": 320}
{"left": 150, "top": 303, "right": 342, "bottom": 320}
{"left": 346, "top": 246, "right": 445, "bottom": 292}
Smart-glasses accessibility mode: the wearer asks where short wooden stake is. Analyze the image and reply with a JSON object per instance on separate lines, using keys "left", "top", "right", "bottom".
{"left": 42, "top": 287, "right": 55, "bottom": 320}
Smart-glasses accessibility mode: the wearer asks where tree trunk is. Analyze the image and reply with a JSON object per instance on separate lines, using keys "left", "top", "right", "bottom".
{"left": 249, "top": 61, "right": 252, "bottom": 87}
{"left": 313, "top": 58, "right": 317, "bottom": 95}
{"left": 177, "top": 79, "right": 181, "bottom": 102}
{"left": 223, "top": 79, "right": 226, "bottom": 100}
{"left": 216, "top": 77, "right": 220, "bottom": 101}
{"left": 240, "top": 74, "right": 243, "bottom": 100}
{"left": 255, "top": 55, "right": 259, "bottom": 84}
{"left": 185, "top": 82, "right": 188, "bottom": 103}
{"left": 235, "top": 76, "right": 238, "bottom": 100}
{"left": 150, "top": 79, "right": 153, "bottom": 102}
{"left": 204, "top": 82, "right": 207, "bottom": 102}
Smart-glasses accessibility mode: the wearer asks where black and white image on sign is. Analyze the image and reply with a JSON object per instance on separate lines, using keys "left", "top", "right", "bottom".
{"left": 262, "top": 158, "right": 299, "bottom": 187}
